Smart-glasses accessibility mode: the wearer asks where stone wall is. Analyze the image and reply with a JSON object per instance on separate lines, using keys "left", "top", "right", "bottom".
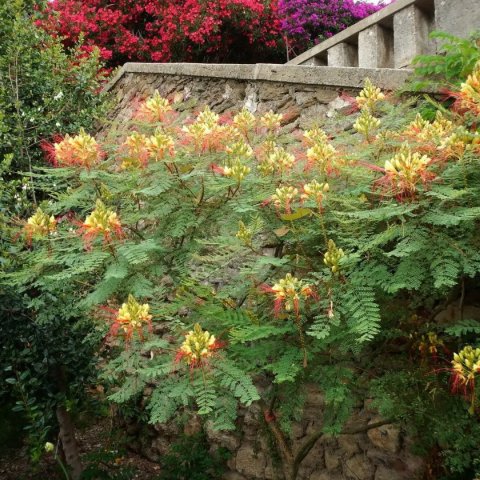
{"left": 105, "top": 63, "right": 411, "bottom": 131}
{"left": 107, "top": 63, "right": 424, "bottom": 480}
{"left": 127, "top": 386, "right": 423, "bottom": 480}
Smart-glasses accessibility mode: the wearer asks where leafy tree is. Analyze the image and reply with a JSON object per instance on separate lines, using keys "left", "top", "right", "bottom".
{"left": 6, "top": 65, "right": 480, "bottom": 480}
{"left": 0, "top": 0, "right": 109, "bottom": 474}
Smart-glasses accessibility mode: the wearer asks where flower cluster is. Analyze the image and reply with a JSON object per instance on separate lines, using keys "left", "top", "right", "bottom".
{"left": 263, "top": 273, "right": 315, "bottom": 316}
{"left": 137, "top": 90, "right": 173, "bottom": 123}
{"left": 236, "top": 220, "right": 253, "bottom": 246}
{"left": 323, "top": 239, "right": 344, "bottom": 274}
{"left": 259, "top": 146, "right": 295, "bottom": 175}
{"left": 260, "top": 111, "right": 283, "bottom": 132}
{"left": 111, "top": 294, "right": 152, "bottom": 342}
{"left": 306, "top": 140, "right": 337, "bottom": 173}
{"left": 278, "top": 0, "right": 382, "bottom": 53}
{"left": 356, "top": 78, "right": 385, "bottom": 111}
{"left": 38, "top": 0, "right": 281, "bottom": 67}
{"left": 121, "top": 132, "right": 150, "bottom": 169}
{"left": 384, "top": 145, "right": 431, "bottom": 197}
{"left": 271, "top": 186, "right": 298, "bottom": 213}
{"left": 354, "top": 108, "right": 381, "bottom": 141}
{"left": 301, "top": 179, "right": 329, "bottom": 209}
{"left": 24, "top": 207, "right": 56, "bottom": 243}
{"left": 458, "top": 63, "right": 480, "bottom": 116}
{"left": 82, "top": 199, "right": 122, "bottom": 247}
{"left": 53, "top": 129, "right": 102, "bottom": 168}
{"left": 233, "top": 109, "right": 256, "bottom": 136}
{"left": 177, "top": 323, "right": 219, "bottom": 367}
{"left": 182, "top": 106, "right": 236, "bottom": 151}
{"left": 451, "top": 346, "right": 480, "bottom": 413}
{"left": 418, "top": 332, "right": 444, "bottom": 357}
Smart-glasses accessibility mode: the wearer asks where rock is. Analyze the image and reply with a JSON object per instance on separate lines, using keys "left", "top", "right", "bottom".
{"left": 326, "top": 95, "right": 352, "bottom": 118}
{"left": 344, "top": 453, "right": 375, "bottom": 480}
{"left": 235, "top": 443, "right": 267, "bottom": 479}
{"left": 338, "top": 434, "right": 361, "bottom": 457}
{"left": 183, "top": 414, "right": 202, "bottom": 436}
{"left": 309, "top": 472, "right": 344, "bottom": 480}
{"left": 223, "top": 471, "right": 248, "bottom": 480}
{"left": 206, "top": 425, "right": 241, "bottom": 451}
{"left": 375, "top": 465, "right": 408, "bottom": 480}
{"left": 324, "top": 448, "right": 341, "bottom": 471}
{"left": 367, "top": 420, "right": 401, "bottom": 453}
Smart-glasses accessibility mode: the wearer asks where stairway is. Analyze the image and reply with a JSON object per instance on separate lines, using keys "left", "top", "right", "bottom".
{"left": 287, "top": 0, "right": 480, "bottom": 70}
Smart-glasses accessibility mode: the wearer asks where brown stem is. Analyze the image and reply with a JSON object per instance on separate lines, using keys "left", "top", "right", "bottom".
{"left": 56, "top": 406, "right": 83, "bottom": 480}
{"left": 262, "top": 393, "right": 394, "bottom": 480}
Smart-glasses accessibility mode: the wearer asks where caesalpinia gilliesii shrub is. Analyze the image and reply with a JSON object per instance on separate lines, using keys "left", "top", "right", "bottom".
{"left": 10, "top": 77, "right": 480, "bottom": 476}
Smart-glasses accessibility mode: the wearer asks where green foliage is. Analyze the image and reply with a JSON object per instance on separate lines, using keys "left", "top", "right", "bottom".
{"left": 0, "top": 0, "right": 110, "bottom": 461}
{"left": 5, "top": 68, "right": 480, "bottom": 477}
{"left": 411, "top": 31, "right": 480, "bottom": 90}
{"left": 158, "top": 432, "right": 230, "bottom": 480}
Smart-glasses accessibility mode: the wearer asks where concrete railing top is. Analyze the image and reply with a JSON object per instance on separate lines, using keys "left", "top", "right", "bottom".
{"left": 106, "top": 62, "right": 413, "bottom": 92}
{"left": 286, "top": 0, "right": 479, "bottom": 70}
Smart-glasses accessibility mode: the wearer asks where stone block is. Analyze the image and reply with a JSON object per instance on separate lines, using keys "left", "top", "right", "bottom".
{"left": 328, "top": 42, "right": 358, "bottom": 67}
{"left": 434, "top": 0, "right": 480, "bottom": 41}
{"left": 325, "top": 448, "right": 341, "bottom": 471}
{"left": 235, "top": 443, "right": 267, "bottom": 479}
{"left": 359, "top": 25, "right": 394, "bottom": 68}
{"left": 394, "top": 5, "right": 433, "bottom": 68}
{"left": 338, "top": 434, "right": 362, "bottom": 457}
{"left": 367, "top": 419, "right": 401, "bottom": 453}
{"left": 344, "top": 453, "right": 375, "bottom": 480}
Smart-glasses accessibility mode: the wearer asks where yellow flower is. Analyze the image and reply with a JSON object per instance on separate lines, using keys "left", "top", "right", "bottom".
{"left": 402, "top": 113, "right": 429, "bottom": 136}
{"left": 303, "top": 127, "right": 329, "bottom": 147}
{"left": 323, "top": 239, "right": 345, "bottom": 274}
{"left": 306, "top": 141, "right": 337, "bottom": 172}
{"left": 301, "top": 180, "right": 329, "bottom": 206}
{"left": 146, "top": 129, "right": 175, "bottom": 161}
{"left": 417, "top": 111, "right": 454, "bottom": 143}
{"left": 236, "top": 220, "right": 253, "bottom": 246}
{"left": 178, "top": 323, "right": 218, "bottom": 367}
{"left": 353, "top": 108, "right": 381, "bottom": 141}
{"left": 44, "top": 442, "right": 55, "bottom": 453}
{"left": 121, "top": 132, "right": 149, "bottom": 169}
{"left": 182, "top": 106, "right": 230, "bottom": 151}
{"left": 265, "top": 146, "right": 295, "bottom": 173}
{"left": 260, "top": 111, "right": 283, "bottom": 131}
{"left": 233, "top": 108, "right": 256, "bottom": 135}
{"left": 384, "top": 144, "right": 430, "bottom": 195}
{"left": 223, "top": 161, "right": 251, "bottom": 182}
{"left": 54, "top": 129, "right": 101, "bottom": 168}
{"left": 356, "top": 78, "right": 385, "bottom": 111}
{"left": 459, "top": 63, "right": 480, "bottom": 115}
{"left": 83, "top": 200, "right": 122, "bottom": 245}
{"left": 138, "top": 90, "right": 173, "bottom": 122}
{"left": 113, "top": 294, "right": 152, "bottom": 342}
{"left": 25, "top": 207, "right": 56, "bottom": 239}
{"left": 271, "top": 186, "right": 298, "bottom": 213}
{"left": 267, "top": 273, "right": 314, "bottom": 315}
{"left": 452, "top": 346, "right": 480, "bottom": 387}
{"left": 225, "top": 140, "right": 253, "bottom": 160}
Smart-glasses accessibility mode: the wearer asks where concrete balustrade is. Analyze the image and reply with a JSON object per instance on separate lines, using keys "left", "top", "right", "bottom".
{"left": 328, "top": 42, "right": 358, "bottom": 67}
{"left": 393, "top": 5, "right": 433, "bottom": 68}
{"left": 359, "top": 25, "right": 393, "bottom": 68}
{"left": 287, "top": 0, "right": 479, "bottom": 71}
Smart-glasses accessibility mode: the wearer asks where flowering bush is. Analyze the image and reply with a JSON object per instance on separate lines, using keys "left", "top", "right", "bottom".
{"left": 37, "top": 0, "right": 283, "bottom": 66}
{"left": 7, "top": 71, "right": 480, "bottom": 478}
{"left": 279, "top": 0, "right": 387, "bottom": 54}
